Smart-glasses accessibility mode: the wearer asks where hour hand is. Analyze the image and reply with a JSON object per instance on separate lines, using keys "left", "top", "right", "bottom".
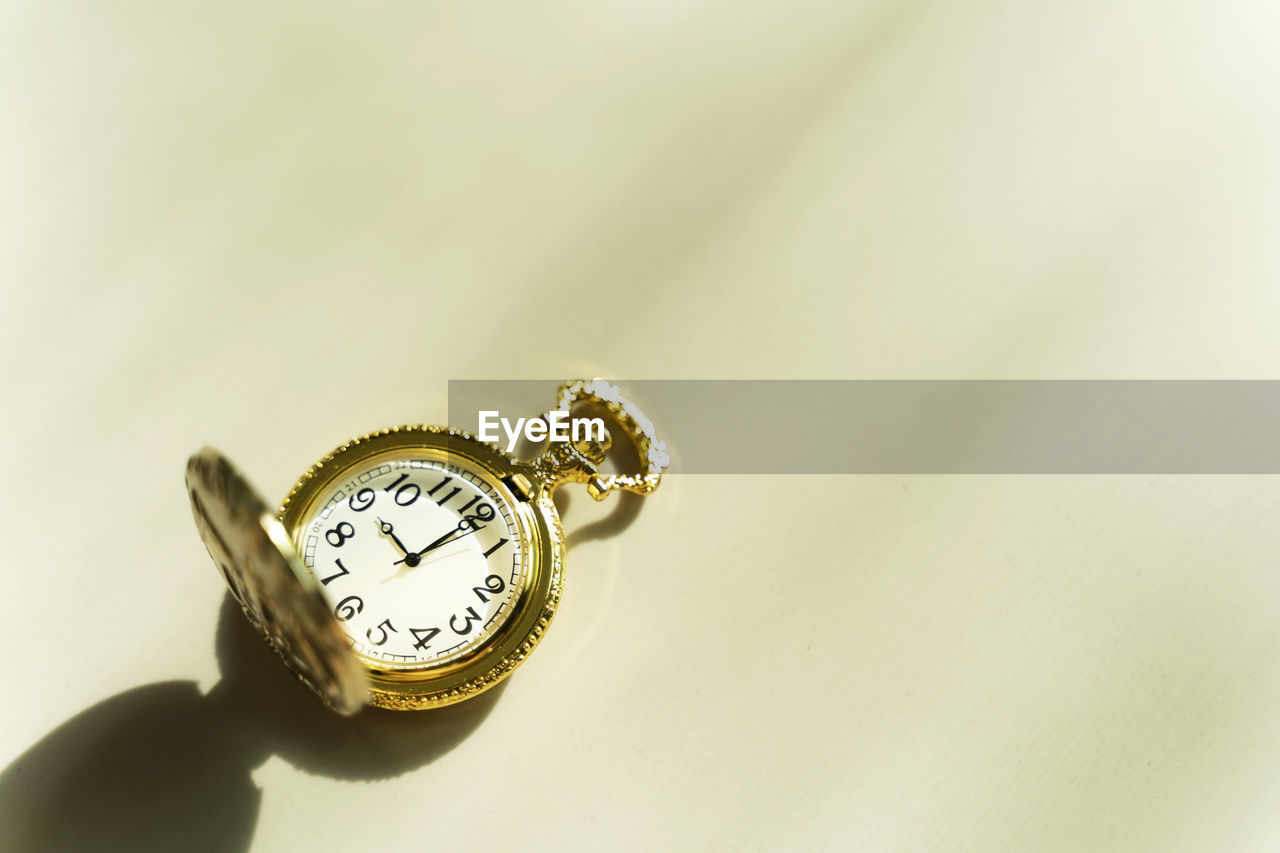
{"left": 376, "top": 517, "right": 412, "bottom": 556}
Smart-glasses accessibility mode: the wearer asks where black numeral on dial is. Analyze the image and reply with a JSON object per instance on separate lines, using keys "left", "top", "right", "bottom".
{"left": 384, "top": 473, "right": 420, "bottom": 506}
{"left": 367, "top": 618, "right": 398, "bottom": 646}
{"left": 449, "top": 607, "right": 482, "bottom": 636}
{"left": 334, "top": 596, "right": 363, "bottom": 621}
{"left": 320, "top": 558, "right": 350, "bottom": 586}
{"left": 348, "top": 488, "right": 375, "bottom": 512}
{"left": 482, "top": 538, "right": 508, "bottom": 558}
{"left": 410, "top": 627, "right": 441, "bottom": 651}
{"left": 472, "top": 574, "right": 506, "bottom": 603}
{"left": 326, "top": 521, "right": 355, "bottom": 547}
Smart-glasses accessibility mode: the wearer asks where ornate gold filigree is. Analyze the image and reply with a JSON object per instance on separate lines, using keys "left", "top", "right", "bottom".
{"left": 534, "top": 379, "right": 670, "bottom": 500}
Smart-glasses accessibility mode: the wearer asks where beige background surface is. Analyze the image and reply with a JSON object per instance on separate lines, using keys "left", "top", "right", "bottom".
{"left": 2, "top": 1, "right": 1279, "bottom": 851}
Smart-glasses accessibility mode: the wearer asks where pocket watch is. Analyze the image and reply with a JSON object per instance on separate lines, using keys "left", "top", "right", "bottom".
{"left": 184, "top": 379, "right": 667, "bottom": 714}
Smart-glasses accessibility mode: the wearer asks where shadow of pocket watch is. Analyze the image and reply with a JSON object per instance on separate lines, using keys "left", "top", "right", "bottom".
{"left": 185, "top": 379, "right": 668, "bottom": 715}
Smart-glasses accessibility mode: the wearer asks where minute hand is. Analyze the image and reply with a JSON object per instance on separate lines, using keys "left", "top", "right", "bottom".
{"left": 395, "top": 519, "right": 484, "bottom": 565}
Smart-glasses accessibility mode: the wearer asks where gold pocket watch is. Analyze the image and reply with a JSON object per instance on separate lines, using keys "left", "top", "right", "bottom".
{"left": 184, "top": 379, "right": 667, "bottom": 714}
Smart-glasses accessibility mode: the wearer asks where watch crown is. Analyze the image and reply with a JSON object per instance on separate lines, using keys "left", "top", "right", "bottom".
{"left": 530, "top": 379, "right": 668, "bottom": 500}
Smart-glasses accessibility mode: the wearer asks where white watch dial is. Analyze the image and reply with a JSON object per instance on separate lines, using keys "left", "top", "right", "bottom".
{"left": 298, "top": 454, "right": 525, "bottom": 668}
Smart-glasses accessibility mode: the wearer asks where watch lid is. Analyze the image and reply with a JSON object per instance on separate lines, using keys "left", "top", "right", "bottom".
{"left": 185, "top": 447, "right": 369, "bottom": 715}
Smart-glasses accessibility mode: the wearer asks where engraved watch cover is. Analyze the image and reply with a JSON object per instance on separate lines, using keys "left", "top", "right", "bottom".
{"left": 185, "top": 447, "right": 369, "bottom": 714}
